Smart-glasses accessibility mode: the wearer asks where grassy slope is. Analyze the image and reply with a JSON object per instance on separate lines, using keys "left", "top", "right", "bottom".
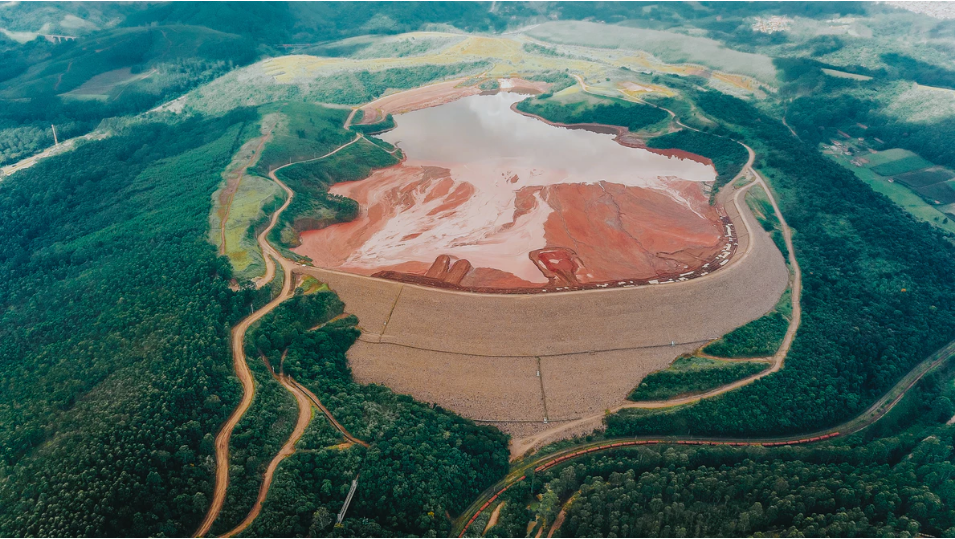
{"left": 629, "top": 356, "right": 769, "bottom": 401}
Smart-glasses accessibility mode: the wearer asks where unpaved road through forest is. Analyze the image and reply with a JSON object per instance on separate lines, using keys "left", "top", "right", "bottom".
{"left": 196, "top": 135, "right": 367, "bottom": 537}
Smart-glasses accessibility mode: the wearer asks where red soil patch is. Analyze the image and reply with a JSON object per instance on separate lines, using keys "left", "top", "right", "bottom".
{"left": 356, "top": 79, "right": 482, "bottom": 125}
{"left": 294, "top": 161, "right": 735, "bottom": 293}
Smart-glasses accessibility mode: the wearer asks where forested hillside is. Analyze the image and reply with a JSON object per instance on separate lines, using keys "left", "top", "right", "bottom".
{"left": 0, "top": 111, "right": 261, "bottom": 536}
{"left": 608, "top": 89, "right": 955, "bottom": 438}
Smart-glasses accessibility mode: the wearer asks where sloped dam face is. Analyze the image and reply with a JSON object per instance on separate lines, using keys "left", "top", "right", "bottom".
{"left": 295, "top": 92, "right": 733, "bottom": 292}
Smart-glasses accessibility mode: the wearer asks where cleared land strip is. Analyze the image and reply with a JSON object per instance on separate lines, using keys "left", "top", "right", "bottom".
{"left": 219, "top": 131, "right": 271, "bottom": 255}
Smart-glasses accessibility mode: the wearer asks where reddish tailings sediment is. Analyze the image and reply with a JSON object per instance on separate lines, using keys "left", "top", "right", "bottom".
{"left": 296, "top": 88, "right": 735, "bottom": 293}
{"left": 298, "top": 162, "right": 735, "bottom": 293}
{"left": 355, "top": 77, "right": 548, "bottom": 125}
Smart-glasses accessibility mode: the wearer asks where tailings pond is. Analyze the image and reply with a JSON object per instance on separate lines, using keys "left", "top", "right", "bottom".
{"left": 295, "top": 92, "right": 735, "bottom": 292}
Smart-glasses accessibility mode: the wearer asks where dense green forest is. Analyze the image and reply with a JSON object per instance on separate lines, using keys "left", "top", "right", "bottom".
{"left": 628, "top": 357, "right": 769, "bottom": 401}
{"left": 516, "top": 95, "right": 669, "bottom": 132}
{"left": 701, "top": 311, "right": 789, "bottom": 358}
{"left": 645, "top": 129, "right": 749, "bottom": 192}
{"left": 607, "top": 88, "right": 955, "bottom": 438}
{"left": 487, "top": 374, "right": 955, "bottom": 537}
{"left": 0, "top": 111, "right": 263, "bottom": 536}
{"left": 244, "top": 291, "right": 510, "bottom": 536}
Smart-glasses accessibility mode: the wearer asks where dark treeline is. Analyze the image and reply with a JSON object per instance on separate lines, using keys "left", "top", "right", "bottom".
{"left": 244, "top": 292, "right": 511, "bottom": 536}
{"left": 608, "top": 88, "right": 955, "bottom": 438}
{"left": 516, "top": 95, "right": 669, "bottom": 132}
{"left": 492, "top": 376, "right": 955, "bottom": 537}
{"left": 629, "top": 359, "right": 768, "bottom": 401}
{"left": 0, "top": 110, "right": 267, "bottom": 536}
{"left": 645, "top": 129, "right": 748, "bottom": 191}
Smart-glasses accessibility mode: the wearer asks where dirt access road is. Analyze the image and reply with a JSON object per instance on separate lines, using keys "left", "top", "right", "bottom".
{"left": 253, "top": 133, "right": 363, "bottom": 289}
{"left": 195, "top": 135, "right": 368, "bottom": 538}
{"left": 455, "top": 335, "right": 955, "bottom": 537}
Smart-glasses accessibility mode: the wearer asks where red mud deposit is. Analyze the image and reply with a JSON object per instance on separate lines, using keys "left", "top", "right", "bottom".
{"left": 295, "top": 161, "right": 733, "bottom": 293}
{"left": 356, "top": 79, "right": 482, "bottom": 125}
{"left": 294, "top": 93, "right": 736, "bottom": 293}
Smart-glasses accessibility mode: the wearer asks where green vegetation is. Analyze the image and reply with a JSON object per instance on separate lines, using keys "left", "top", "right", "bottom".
{"left": 746, "top": 184, "right": 789, "bottom": 261}
{"left": 524, "top": 70, "right": 577, "bottom": 94}
{"left": 245, "top": 292, "right": 510, "bottom": 536}
{"left": 210, "top": 355, "right": 298, "bottom": 536}
{"left": 522, "top": 42, "right": 563, "bottom": 58}
{"left": 629, "top": 356, "right": 769, "bottom": 401}
{"left": 350, "top": 112, "right": 397, "bottom": 135}
{"left": 703, "top": 282, "right": 790, "bottom": 359}
{"left": 489, "top": 371, "right": 955, "bottom": 537}
{"left": 209, "top": 174, "right": 282, "bottom": 281}
{"left": 516, "top": 94, "right": 668, "bottom": 131}
{"left": 869, "top": 154, "right": 934, "bottom": 177}
{"left": 272, "top": 137, "right": 399, "bottom": 249}
{"left": 608, "top": 89, "right": 955, "bottom": 438}
{"left": 0, "top": 25, "right": 257, "bottom": 166}
{"left": 828, "top": 153, "right": 955, "bottom": 234}
{"left": 255, "top": 104, "right": 353, "bottom": 174}
{"left": 0, "top": 110, "right": 264, "bottom": 536}
{"left": 702, "top": 312, "right": 789, "bottom": 359}
{"left": 645, "top": 129, "right": 749, "bottom": 192}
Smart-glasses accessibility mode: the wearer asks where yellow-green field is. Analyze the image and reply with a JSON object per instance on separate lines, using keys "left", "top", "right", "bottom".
{"left": 209, "top": 174, "right": 283, "bottom": 281}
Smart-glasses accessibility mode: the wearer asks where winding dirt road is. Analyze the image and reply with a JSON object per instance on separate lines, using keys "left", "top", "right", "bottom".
{"left": 197, "top": 135, "right": 370, "bottom": 537}
{"left": 220, "top": 374, "right": 313, "bottom": 538}
{"left": 455, "top": 333, "right": 955, "bottom": 537}
{"left": 254, "top": 134, "right": 363, "bottom": 289}
{"left": 194, "top": 259, "right": 295, "bottom": 538}
{"left": 506, "top": 141, "right": 801, "bottom": 457}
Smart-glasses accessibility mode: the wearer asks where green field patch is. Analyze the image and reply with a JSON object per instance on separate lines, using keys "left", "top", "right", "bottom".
{"left": 870, "top": 155, "right": 934, "bottom": 176}
{"left": 255, "top": 103, "right": 354, "bottom": 174}
{"left": 60, "top": 67, "right": 154, "bottom": 101}
{"left": 515, "top": 93, "right": 668, "bottom": 132}
{"left": 829, "top": 152, "right": 955, "bottom": 233}
{"left": 703, "top": 287, "right": 791, "bottom": 359}
{"left": 628, "top": 356, "right": 769, "bottom": 401}
{"left": 862, "top": 148, "right": 919, "bottom": 168}
{"left": 895, "top": 167, "right": 954, "bottom": 188}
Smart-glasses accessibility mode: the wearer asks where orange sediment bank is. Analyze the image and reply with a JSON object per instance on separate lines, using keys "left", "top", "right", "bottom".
{"left": 356, "top": 77, "right": 550, "bottom": 126}
{"left": 297, "top": 162, "right": 736, "bottom": 293}
{"left": 295, "top": 92, "right": 731, "bottom": 293}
